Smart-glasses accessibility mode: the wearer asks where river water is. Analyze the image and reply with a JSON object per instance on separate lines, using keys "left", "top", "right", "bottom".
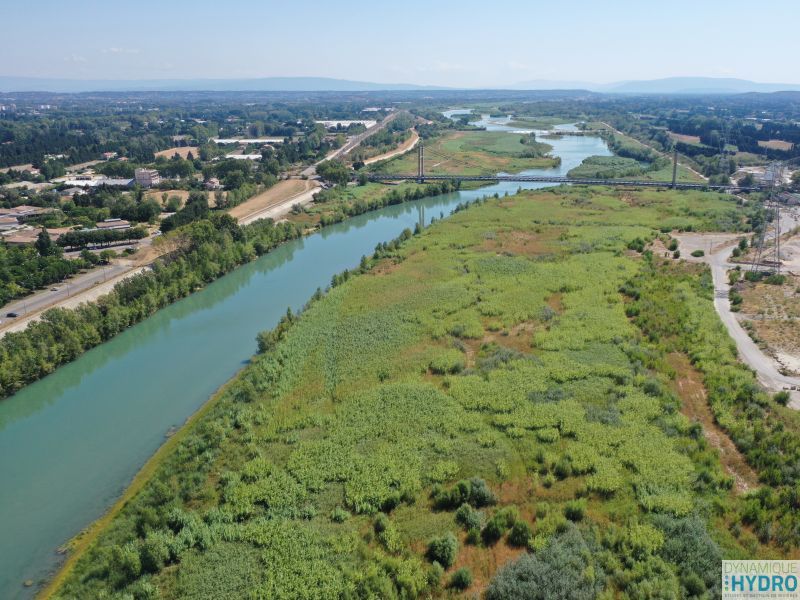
{"left": 0, "top": 118, "right": 610, "bottom": 598}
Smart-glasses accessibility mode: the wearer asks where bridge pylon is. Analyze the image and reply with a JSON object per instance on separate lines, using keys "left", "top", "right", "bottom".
{"left": 671, "top": 148, "right": 678, "bottom": 189}
{"left": 417, "top": 142, "right": 425, "bottom": 183}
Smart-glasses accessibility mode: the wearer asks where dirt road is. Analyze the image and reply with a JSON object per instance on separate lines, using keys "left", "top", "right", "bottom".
{"left": 363, "top": 130, "right": 420, "bottom": 165}
{"left": 674, "top": 226, "right": 800, "bottom": 409}
{"left": 230, "top": 179, "right": 320, "bottom": 225}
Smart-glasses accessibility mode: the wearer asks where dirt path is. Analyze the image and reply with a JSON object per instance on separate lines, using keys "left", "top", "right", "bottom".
{"left": 228, "top": 179, "right": 319, "bottom": 223}
{"left": 668, "top": 353, "right": 759, "bottom": 493}
{"left": 363, "top": 130, "right": 419, "bottom": 165}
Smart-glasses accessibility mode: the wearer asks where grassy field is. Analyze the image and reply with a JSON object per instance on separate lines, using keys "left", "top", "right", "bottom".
{"left": 505, "top": 116, "right": 567, "bottom": 130}
{"left": 567, "top": 156, "right": 645, "bottom": 178}
{"left": 372, "top": 131, "right": 558, "bottom": 177}
{"left": 52, "top": 185, "right": 800, "bottom": 599}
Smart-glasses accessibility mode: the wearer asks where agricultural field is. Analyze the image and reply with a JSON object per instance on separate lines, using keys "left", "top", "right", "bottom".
{"left": 371, "top": 131, "right": 559, "bottom": 177}
{"left": 154, "top": 146, "right": 200, "bottom": 159}
{"left": 757, "top": 140, "right": 794, "bottom": 151}
{"left": 52, "top": 185, "right": 800, "bottom": 599}
{"left": 668, "top": 132, "right": 702, "bottom": 145}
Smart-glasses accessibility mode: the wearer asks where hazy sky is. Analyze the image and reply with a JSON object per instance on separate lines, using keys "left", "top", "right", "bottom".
{"left": 3, "top": 0, "right": 798, "bottom": 86}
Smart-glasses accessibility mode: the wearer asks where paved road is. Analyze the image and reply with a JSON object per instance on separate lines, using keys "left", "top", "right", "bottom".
{"left": 0, "top": 261, "right": 131, "bottom": 323}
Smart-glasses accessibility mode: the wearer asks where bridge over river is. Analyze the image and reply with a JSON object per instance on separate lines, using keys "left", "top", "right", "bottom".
{"left": 362, "top": 142, "right": 762, "bottom": 193}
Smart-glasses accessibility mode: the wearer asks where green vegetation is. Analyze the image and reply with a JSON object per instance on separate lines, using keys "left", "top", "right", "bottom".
{"left": 57, "top": 226, "right": 148, "bottom": 250}
{"left": 0, "top": 240, "right": 94, "bottom": 305}
{"left": 505, "top": 116, "right": 566, "bottom": 130}
{"left": 567, "top": 155, "right": 645, "bottom": 178}
{"left": 0, "top": 215, "right": 302, "bottom": 399}
{"left": 53, "top": 185, "right": 793, "bottom": 599}
{"left": 304, "top": 180, "right": 461, "bottom": 227}
{"left": 372, "top": 130, "right": 558, "bottom": 177}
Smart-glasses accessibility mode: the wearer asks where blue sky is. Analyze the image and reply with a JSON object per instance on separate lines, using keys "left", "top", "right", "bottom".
{"left": 2, "top": 0, "right": 798, "bottom": 86}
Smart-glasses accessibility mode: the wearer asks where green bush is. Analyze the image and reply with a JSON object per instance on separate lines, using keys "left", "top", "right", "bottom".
{"left": 690, "top": 249, "right": 705, "bottom": 257}
{"left": 774, "top": 391, "right": 790, "bottom": 406}
{"left": 330, "top": 507, "right": 349, "bottom": 522}
{"left": 449, "top": 567, "right": 473, "bottom": 590}
{"left": 482, "top": 506, "right": 519, "bottom": 544}
{"left": 139, "top": 531, "right": 171, "bottom": 573}
{"left": 427, "top": 533, "right": 458, "bottom": 568}
{"left": 564, "top": 499, "right": 586, "bottom": 522}
{"left": 432, "top": 477, "right": 496, "bottom": 509}
{"left": 427, "top": 561, "right": 445, "bottom": 588}
{"left": 508, "top": 520, "right": 533, "bottom": 547}
{"left": 455, "top": 503, "right": 484, "bottom": 531}
{"left": 485, "top": 526, "right": 602, "bottom": 600}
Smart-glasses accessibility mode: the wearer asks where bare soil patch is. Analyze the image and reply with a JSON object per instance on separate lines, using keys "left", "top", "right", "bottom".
{"left": 228, "top": 179, "right": 312, "bottom": 221}
{"left": 667, "top": 353, "right": 759, "bottom": 493}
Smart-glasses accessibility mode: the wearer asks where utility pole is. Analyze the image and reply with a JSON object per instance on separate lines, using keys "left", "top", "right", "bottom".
{"left": 671, "top": 148, "right": 678, "bottom": 189}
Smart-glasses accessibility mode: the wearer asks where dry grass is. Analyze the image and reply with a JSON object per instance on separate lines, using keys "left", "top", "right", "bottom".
{"left": 738, "top": 274, "right": 800, "bottom": 373}
{"left": 227, "top": 179, "right": 314, "bottom": 221}
{"left": 758, "top": 140, "right": 794, "bottom": 151}
{"left": 155, "top": 146, "right": 199, "bottom": 159}
{"left": 145, "top": 189, "right": 191, "bottom": 208}
{"left": 668, "top": 132, "right": 702, "bottom": 145}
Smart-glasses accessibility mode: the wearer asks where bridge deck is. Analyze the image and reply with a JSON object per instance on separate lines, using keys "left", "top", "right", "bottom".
{"left": 363, "top": 173, "right": 760, "bottom": 192}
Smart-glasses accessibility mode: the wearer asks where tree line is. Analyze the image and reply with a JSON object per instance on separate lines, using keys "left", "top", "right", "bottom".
{"left": 0, "top": 215, "right": 304, "bottom": 399}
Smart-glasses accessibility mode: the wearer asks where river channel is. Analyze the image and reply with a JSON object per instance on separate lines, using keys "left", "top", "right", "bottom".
{"left": 0, "top": 115, "right": 610, "bottom": 597}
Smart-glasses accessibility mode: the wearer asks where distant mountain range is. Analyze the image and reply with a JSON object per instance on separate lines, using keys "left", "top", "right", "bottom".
{"left": 0, "top": 76, "right": 444, "bottom": 93}
{"left": 509, "top": 77, "right": 800, "bottom": 94}
{"left": 1, "top": 75, "right": 799, "bottom": 95}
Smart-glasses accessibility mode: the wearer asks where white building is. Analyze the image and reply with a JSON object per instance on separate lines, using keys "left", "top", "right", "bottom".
{"left": 134, "top": 168, "right": 160, "bottom": 188}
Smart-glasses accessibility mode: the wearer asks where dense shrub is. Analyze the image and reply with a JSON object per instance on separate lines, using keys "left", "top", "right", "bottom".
{"left": 432, "top": 477, "right": 496, "bottom": 509}
{"left": 427, "top": 533, "right": 458, "bottom": 568}
{"left": 482, "top": 506, "right": 519, "bottom": 544}
{"left": 449, "top": 567, "right": 473, "bottom": 590}
{"left": 508, "top": 520, "right": 533, "bottom": 547}
{"left": 455, "top": 503, "right": 484, "bottom": 531}
{"left": 485, "top": 526, "right": 602, "bottom": 600}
